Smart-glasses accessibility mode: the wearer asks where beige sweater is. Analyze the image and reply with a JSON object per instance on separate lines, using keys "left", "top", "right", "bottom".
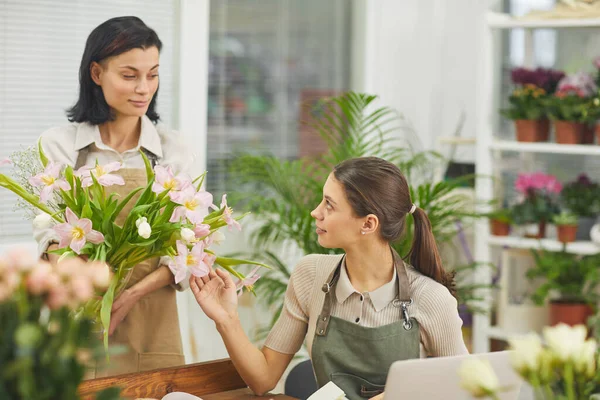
{"left": 264, "top": 254, "right": 469, "bottom": 358}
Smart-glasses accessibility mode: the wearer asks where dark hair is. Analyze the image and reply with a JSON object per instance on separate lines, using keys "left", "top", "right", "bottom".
{"left": 67, "top": 16, "right": 162, "bottom": 124}
{"left": 333, "top": 157, "right": 456, "bottom": 297}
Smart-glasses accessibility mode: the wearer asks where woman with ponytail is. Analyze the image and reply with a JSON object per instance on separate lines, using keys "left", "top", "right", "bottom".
{"left": 190, "top": 157, "right": 468, "bottom": 400}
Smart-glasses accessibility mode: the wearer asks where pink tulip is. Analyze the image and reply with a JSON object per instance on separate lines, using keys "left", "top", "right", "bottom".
{"left": 235, "top": 266, "right": 261, "bottom": 296}
{"left": 87, "top": 261, "right": 111, "bottom": 289}
{"left": 26, "top": 261, "right": 53, "bottom": 295}
{"left": 212, "top": 194, "right": 241, "bottom": 231}
{"left": 169, "top": 187, "right": 213, "bottom": 224}
{"left": 152, "top": 165, "right": 192, "bottom": 196}
{"left": 47, "top": 285, "right": 69, "bottom": 310}
{"left": 193, "top": 223, "right": 211, "bottom": 239}
{"left": 71, "top": 274, "right": 94, "bottom": 302}
{"left": 54, "top": 208, "right": 104, "bottom": 254}
{"left": 0, "top": 158, "right": 11, "bottom": 167}
{"left": 29, "top": 162, "right": 71, "bottom": 203}
{"left": 76, "top": 162, "right": 125, "bottom": 188}
{"left": 168, "top": 241, "right": 211, "bottom": 284}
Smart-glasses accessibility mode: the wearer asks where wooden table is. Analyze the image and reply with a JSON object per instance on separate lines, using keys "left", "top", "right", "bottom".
{"left": 78, "top": 358, "right": 296, "bottom": 400}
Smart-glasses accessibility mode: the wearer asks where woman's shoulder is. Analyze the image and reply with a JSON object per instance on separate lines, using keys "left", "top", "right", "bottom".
{"left": 154, "top": 124, "right": 196, "bottom": 174}
{"left": 38, "top": 123, "right": 81, "bottom": 162}
{"left": 39, "top": 123, "right": 79, "bottom": 143}
{"left": 290, "top": 254, "right": 343, "bottom": 285}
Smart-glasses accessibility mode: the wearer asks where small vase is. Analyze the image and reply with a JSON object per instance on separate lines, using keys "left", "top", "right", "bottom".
{"left": 490, "top": 219, "right": 510, "bottom": 236}
{"left": 514, "top": 119, "right": 550, "bottom": 142}
{"left": 556, "top": 224, "right": 578, "bottom": 243}
{"left": 554, "top": 120, "right": 584, "bottom": 144}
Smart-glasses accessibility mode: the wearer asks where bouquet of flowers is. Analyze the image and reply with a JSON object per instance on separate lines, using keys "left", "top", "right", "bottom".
{"left": 511, "top": 172, "right": 562, "bottom": 225}
{"left": 0, "top": 248, "right": 120, "bottom": 400}
{"left": 459, "top": 323, "right": 600, "bottom": 400}
{"left": 0, "top": 142, "right": 268, "bottom": 348}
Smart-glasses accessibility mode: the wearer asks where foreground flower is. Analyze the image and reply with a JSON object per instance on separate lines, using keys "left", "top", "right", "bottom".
{"left": 213, "top": 194, "right": 241, "bottom": 231}
{"left": 135, "top": 217, "right": 152, "bottom": 239}
{"left": 169, "top": 241, "right": 210, "bottom": 284}
{"left": 29, "top": 162, "right": 71, "bottom": 203}
{"left": 53, "top": 208, "right": 104, "bottom": 254}
{"left": 33, "top": 212, "right": 54, "bottom": 230}
{"left": 77, "top": 162, "right": 125, "bottom": 188}
{"left": 458, "top": 358, "right": 499, "bottom": 398}
{"left": 235, "top": 266, "right": 261, "bottom": 296}
{"left": 508, "top": 333, "right": 543, "bottom": 374}
{"left": 170, "top": 187, "right": 213, "bottom": 224}
{"left": 0, "top": 158, "right": 11, "bottom": 167}
{"left": 152, "top": 165, "right": 191, "bottom": 196}
{"left": 543, "top": 323, "right": 587, "bottom": 362}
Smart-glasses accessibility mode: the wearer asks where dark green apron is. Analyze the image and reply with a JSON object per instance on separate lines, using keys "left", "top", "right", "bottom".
{"left": 311, "top": 251, "right": 420, "bottom": 399}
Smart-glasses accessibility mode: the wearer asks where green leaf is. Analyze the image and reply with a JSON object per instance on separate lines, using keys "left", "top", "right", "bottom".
{"left": 100, "top": 277, "right": 118, "bottom": 353}
{"left": 139, "top": 149, "right": 154, "bottom": 184}
{"left": 37, "top": 138, "right": 49, "bottom": 168}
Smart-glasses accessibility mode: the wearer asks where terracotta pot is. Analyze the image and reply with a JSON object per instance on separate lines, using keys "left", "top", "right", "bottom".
{"left": 582, "top": 124, "right": 595, "bottom": 144}
{"left": 490, "top": 219, "right": 510, "bottom": 236}
{"left": 514, "top": 119, "right": 550, "bottom": 142}
{"left": 554, "top": 120, "right": 584, "bottom": 144}
{"left": 523, "top": 221, "right": 546, "bottom": 239}
{"left": 556, "top": 224, "right": 578, "bottom": 243}
{"left": 550, "top": 301, "right": 594, "bottom": 326}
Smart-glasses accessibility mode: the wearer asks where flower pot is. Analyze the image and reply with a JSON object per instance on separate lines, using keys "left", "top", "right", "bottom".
{"left": 523, "top": 221, "right": 546, "bottom": 239}
{"left": 514, "top": 119, "right": 550, "bottom": 142}
{"left": 556, "top": 224, "right": 578, "bottom": 243}
{"left": 554, "top": 120, "right": 584, "bottom": 144}
{"left": 583, "top": 124, "right": 595, "bottom": 144}
{"left": 490, "top": 219, "right": 510, "bottom": 236}
{"left": 577, "top": 216, "right": 598, "bottom": 241}
{"left": 550, "top": 301, "right": 594, "bottom": 326}
{"left": 596, "top": 123, "right": 600, "bottom": 145}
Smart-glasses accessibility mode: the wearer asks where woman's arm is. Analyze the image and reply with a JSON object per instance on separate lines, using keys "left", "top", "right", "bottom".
{"left": 191, "top": 270, "right": 295, "bottom": 395}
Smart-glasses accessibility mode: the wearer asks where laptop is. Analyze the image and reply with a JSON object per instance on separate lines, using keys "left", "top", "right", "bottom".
{"left": 384, "top": 351, "right": 523, "bottom": 399}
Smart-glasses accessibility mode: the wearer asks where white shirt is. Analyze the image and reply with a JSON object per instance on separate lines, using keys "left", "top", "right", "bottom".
{"left": 33, "top": 115, "right": 196, "bottom": 290}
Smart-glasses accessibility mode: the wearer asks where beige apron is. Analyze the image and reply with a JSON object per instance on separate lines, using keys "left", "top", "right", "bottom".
{"left": 76, "top": 148, "right": 184, "bottom": 378}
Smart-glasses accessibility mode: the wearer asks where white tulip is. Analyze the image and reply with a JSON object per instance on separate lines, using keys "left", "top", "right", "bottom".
{"left": 181, "top": 228, "right": 196, "bottom": 243}
{"left": 137, "top": 221, "right": 152, "bottom": 239}
{"left": 458, "top": 357, "right": 499, "bottom": 398}
{"left": 212, "top": 230, "right": 225, "bottom": 245}
{"left": 508, "top": 333, "right": 543, "bottom": 373}
{"left": 574, "top": 339, "right": 597, "bottom": 377}
{"left": 543, "top": 323, "right": 587, "bottom": 362}
{"left": 33, "top": 212, "right": 54, "bottom": 230}
{"left": 135, "top": 216, "right": 147, "bottom": 228}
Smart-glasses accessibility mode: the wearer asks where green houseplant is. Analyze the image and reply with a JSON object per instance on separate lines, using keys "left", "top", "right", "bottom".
{"left": 487, "top": 208, "right": 512, "bottom": 236}
{"left": 561, "top": 174, "right": 600, "bottom": 241}
{"left": 527, "top": 250, "right": 600, "bottom": 327}
{"left": 552, "top": 211, "right": 579, "bottom": 243}
{"left": 227, "top": 92, "right": 484, "bottom": 337}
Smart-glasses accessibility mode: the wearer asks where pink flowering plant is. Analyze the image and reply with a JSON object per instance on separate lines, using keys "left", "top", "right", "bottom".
{"left": 0, "top": 142, "right": 268, "bottom": 349}
{"left": 511, "top": 172, "right": 562, "bottom": 225}
{"left": 0, "top": 248, "right": 121, "bottom": 400}
{"left": 544, "top": 72, "right": 598, "bottom": 122}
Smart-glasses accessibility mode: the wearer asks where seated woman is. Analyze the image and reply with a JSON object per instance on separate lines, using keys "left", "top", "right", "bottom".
{"left": 189, "top": 157, "right": 468, "bottom": 400}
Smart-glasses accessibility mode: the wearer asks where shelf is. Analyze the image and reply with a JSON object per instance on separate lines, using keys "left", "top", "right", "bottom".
{"left": 488, "top": 235, "right": 600, "bottom": 255}
{"left": 486, "top": 326, "right": 525, "bottom": 342}
{"left": 487, "top": 11, "right": 600, "bottom": 29}
{"left": 489, "top": 140, "right": 600, "bottom": 156}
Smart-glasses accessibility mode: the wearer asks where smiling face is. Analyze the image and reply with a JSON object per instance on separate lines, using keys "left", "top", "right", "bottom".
{"left": 90, "top": 46, "right": 160, "bottom": 119}
{"left": 310, "top": 173, "right": 368, "bottom": 250}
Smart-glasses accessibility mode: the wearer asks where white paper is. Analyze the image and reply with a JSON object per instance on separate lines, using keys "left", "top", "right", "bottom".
{"left": 161, "top": 392, "right": 202, "bottom": 400}
{"left": 307, "top": 381, "right": 348, "bottom": 400}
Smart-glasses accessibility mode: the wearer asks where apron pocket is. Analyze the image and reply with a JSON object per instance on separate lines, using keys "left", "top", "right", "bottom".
{"left": 330, "top": 372, "right": 385, "bottom": 399}
{"left": 138, "top": 352, "right": 185, "bottom": 372}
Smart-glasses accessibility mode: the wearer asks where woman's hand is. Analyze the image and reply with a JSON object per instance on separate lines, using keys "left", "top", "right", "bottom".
{"left": 109, "top": 288, "right": 141, "bottom": 335}
{"left": 190, "top": 269, "right": 239, "bottom": 326}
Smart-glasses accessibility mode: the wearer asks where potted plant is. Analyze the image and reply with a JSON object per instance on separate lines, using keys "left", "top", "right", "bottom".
{"left": 500, "top": 67, "right": 564, "bottom": 142}
{"left": 561, "top": 173, "right": 600, "bottom": 240}
{"left": 527, "top": 250, "right": 600, "bottom": 327}
{"left": 545, "top": 72, "right": 598, "bottom": 144}
{"left": 552, "top": 211, "right": 579, "bottom": 243}
{"left": 511, "top": 172, "right": 562, "bottom": 238}
{"left": 486, "top": 208, "right": 512, "bottom": 236}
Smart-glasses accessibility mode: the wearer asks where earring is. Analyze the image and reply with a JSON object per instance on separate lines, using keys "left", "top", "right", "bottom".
{"left": 361, "top": 231, "right": 366, "bottom": 235}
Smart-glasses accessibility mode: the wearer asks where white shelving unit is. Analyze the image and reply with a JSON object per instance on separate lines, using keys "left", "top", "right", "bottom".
{"left": 473, "top": 11, "right": 600, "bottom": 353}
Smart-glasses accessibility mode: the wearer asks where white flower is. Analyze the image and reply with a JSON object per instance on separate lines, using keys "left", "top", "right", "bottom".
{"left": 458, "top": 358, "right": 499, "bottom": 398}
{"left": 508, "top": 333, "right": 543, "bottom": 373}
{"left": 543, "top": 323, "right": 587, "bottom": 362}
{"left": 33, "top": 212, "right": 54, "bottom": 230}
{"left": 136, "top": 217, "right": 152, "bottom": 239}
{"left": 181, "top": 228, "right": 196, "bottom": 244}
{"left": 574, "top": 339, "right": 597, "bottom": 377}
{"left": 212, "top": 230, "right": 225, "bottom": 245}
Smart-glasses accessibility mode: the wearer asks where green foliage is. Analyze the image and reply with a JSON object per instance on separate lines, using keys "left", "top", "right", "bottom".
{"left": 500, "top": 85, "right": 548, "bottom": 121}
{"left": 552, "top": 211, "right": 579, "bottom": 226}
{"left": 511, "top": 195, "right": 560, "bottom": 225}
{"left": 486, "top": 208, "right": 513, "bottom": 224}
{"left": 561, "top": 174, "right": 600, "bottom": 218}
{"left": 544, "top": 94, "right": 591, "bottom": 123}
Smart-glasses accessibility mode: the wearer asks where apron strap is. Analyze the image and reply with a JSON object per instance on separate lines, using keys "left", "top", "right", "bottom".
{"left": 74, "top": 145, "right": 159, "bottom": 170}
{"left": 315, "top": 256, "right": 343, "bottom": 337}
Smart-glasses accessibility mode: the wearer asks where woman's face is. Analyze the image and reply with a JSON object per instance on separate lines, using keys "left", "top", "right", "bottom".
{"left": 310, "top": 173, "right": 365, "bottom": 249}
{"left": 91, "top": 46, "right": 160, "bottom": 119}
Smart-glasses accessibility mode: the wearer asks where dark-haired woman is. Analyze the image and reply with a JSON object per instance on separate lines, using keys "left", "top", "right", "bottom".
{"left": 33, "top": 16, "right": 190, "bottom": 377}
{"left": 190, "top": 157, "right": 468, "bottom": 400}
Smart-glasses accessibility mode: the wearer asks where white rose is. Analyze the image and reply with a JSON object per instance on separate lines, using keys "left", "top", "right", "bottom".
{"left": 33, "top": 212, "right": 54, "bottom": 230}
{"left": 508, "top": 333, "right": 543, "bottom": 373}
{"left": 181, "top": 228, "right": 196, "bottom": 244}
{"left": 212, "top": 230, "right": 225, "bottom": 245}
{"left": 135, "top": 217, "right": 147, "bottom": 228}
{"left": 138, "top": 221, "right": 152, "bottom": 239}
{"left": 458, "top": 358, "right": 499, "bottom": 398}
{"left": 543, "top": 323, "right": 587, "bottom": 362}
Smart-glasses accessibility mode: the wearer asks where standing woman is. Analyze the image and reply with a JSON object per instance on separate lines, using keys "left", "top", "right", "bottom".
{"left": 33, "top": 16, "right": 191, "bottom": 377}
{"left": 189, "top": 157, "right": 468, "bottom": 400}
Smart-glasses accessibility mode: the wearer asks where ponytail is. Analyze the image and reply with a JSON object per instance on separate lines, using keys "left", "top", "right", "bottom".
{"left": 408, "top": 206, "right": 457, "bottom": 298}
